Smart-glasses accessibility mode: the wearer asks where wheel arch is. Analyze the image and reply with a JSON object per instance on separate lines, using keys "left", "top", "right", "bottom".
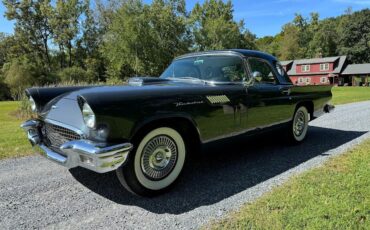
{"left": 129, "top": 115, "right": 202, "bottom": 153}
{"left": 295, "top": 101, "right": 314, "bottom": 120}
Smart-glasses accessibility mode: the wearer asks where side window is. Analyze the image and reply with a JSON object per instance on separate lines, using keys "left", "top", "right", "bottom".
{"left": 220, "top": 58, "right": 247, "bottom": 82}
{"left": 248, "top": 58, "right": 277, "bottom": 84}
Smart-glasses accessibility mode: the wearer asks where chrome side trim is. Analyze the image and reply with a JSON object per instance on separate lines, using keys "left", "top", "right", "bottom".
{"left": 203, "top": 118, "right": 291, "bottom": 143}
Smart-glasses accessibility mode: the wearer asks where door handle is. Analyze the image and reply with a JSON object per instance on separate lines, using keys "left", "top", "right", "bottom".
{"left": 280, "top": 88, "right": 291, "bottom": 95}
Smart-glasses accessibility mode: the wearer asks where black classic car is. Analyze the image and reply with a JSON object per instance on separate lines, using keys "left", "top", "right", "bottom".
{"left": 21, "top": 50, "right": 334, "bottom": 196}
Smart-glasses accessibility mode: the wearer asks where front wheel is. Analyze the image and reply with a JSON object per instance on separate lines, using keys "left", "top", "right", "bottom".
{"left": 116, "top": 127, "right": 186, "bottom": 197}
{"left": 287, "top": 106, "right": 309, "bottom": 144}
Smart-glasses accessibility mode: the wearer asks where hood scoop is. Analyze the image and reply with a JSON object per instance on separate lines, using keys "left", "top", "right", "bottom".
{"left": 128, "top": 77, "right": 170, "bottom": 86}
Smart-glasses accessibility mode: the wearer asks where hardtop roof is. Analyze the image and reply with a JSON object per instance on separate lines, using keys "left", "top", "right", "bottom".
{"left": 175, "top": 49, "right": 278, "bottom": 62}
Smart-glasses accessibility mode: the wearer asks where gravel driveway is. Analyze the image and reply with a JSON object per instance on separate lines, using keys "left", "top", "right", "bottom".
{"left": 1, "top": 101, "right": 370, "bottom": 229}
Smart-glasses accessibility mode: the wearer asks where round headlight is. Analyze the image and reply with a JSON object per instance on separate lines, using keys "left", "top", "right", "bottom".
{"left": 29, "top": 96, "right": 37, "bottom": 112}
{"left": 82, "top": 102, "right": 96, "bottom": 129}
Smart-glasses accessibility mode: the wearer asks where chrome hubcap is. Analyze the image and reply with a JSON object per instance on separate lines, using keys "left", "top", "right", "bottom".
{"left": 141, "top": 135, "right": 178, "bottom": 180}
{"left": 293, "top": 111, "right": 306, "bottom": 137}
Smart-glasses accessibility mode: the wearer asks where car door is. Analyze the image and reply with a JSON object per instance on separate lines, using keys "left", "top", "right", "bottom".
{"left": 243, "top": 57, "right": 294, "bottom": 131}
{"left": 192, "top": 55, "right": 249, "bottom": 142}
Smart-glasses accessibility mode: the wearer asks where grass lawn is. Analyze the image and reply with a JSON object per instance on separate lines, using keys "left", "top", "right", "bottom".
{"left": 209, "top": 139, "right": 370, "bottom": 230}
{"left": 332, "top": 86, "right": 370, "bottom": 105}
{"left": 0, "top": 101, "right": 34, "bottom": 160}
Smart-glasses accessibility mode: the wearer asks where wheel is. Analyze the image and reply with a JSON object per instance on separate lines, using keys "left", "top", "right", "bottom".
{"left": 116, "top": 127, "right": 186, "bottom": 197}
{"left": 287, "top": 106, "right": 309, "bottom": 144}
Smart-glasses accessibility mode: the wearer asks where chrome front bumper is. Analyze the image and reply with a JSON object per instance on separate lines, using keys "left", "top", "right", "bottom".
{"left": 21, "top": 119, "right": 133, "bottom": 173}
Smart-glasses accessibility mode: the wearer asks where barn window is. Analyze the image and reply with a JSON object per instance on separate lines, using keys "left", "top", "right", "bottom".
{"left": 301, "top": 65, "right": 310, "bottom": 72}
{"left": 298, "top": 77, "right": 304, "bottom": 84}
{"left": 320, "top": 63, "right": 329, "bottom": 71}
{"left": 306, "top": 78, "right": 311, "bottom": 83}
{"left": 320, "top": 77, "right": 327, "bottom": 83}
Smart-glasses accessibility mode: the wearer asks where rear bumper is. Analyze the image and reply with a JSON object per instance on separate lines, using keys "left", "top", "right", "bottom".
{"left": 21, "top": 119, "right": 133, "bottom": 173}
{"left": 313, "top": 104, "right": 335, "bottom": 119}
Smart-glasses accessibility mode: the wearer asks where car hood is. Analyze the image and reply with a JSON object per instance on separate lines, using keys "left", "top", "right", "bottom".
{"left": 62, "top": 78, "right": 230, "bottom": 102}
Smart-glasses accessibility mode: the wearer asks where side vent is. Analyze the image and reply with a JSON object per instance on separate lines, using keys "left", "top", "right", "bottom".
{"left": 206, "top": 95, "right": 230, "bottom": 104}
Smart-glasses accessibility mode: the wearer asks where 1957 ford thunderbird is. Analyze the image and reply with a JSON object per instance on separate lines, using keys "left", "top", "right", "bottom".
{"left": 21, "top": 50, "right": 334, "bottom": 196}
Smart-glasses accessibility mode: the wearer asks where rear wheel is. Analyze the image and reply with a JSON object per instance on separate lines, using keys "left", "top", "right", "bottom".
{"left": 116, "top": 127, "right": 186, "bottom": 197}
{"left": 287, "top": 106, "right": 309, "bottom": 143}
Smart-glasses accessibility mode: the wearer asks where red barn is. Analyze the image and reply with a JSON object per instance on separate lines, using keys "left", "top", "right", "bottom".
{"left": 281, "top": 56, "right": 347, "bottom": 86}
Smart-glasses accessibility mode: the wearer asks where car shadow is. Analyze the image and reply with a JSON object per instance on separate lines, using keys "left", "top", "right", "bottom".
{"left": 69, "top": 126, "right": 367, "bottom": 214}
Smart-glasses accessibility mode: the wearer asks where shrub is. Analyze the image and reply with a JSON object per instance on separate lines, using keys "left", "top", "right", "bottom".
{"left": 16, "top": 95, "right": 34, "bottom": 119}
{"left": 57, "top": 66, "right": 95, "bottom": 83}
{"left": 0, "top": 75, "right": 11, "bottom": 100}
{"left": 2, "top": 58, "right": 39, "bottom": 100}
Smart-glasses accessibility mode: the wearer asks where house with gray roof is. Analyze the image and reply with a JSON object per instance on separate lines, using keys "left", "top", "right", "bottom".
{"left": 341, "top": 64, "right": 370, "bottom": 86}
{"left": 281, "top": 56, "right": 370, "bottom": 86}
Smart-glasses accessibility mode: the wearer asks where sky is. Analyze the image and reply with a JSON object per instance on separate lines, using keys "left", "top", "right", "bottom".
{"left": 1, "top": 0, "right": 370, "bottom": 38}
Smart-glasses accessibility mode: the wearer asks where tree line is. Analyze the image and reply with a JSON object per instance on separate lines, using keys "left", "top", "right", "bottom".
{"left": 0, "top": 0, "right": 369, "bottom": 100}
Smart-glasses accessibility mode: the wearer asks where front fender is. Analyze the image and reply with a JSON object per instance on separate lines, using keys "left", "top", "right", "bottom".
{"left": 26, "top": 86, "right": 92, "bottom": 111}
{"left": 129, "top": 113, "right": 200, "bottom": 141}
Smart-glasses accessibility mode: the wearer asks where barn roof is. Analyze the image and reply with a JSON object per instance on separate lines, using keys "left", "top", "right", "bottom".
{"left": 295, "top": 56, "right": 339, "bottom": 65}
{"left": 342, "top": 64, "right": 370, "bottom": 75}
{"left": 282, "top": 56, "right": 347, "bottom": 76}
{"left": 280, "top": 60, "right": 293, "bottom": 66}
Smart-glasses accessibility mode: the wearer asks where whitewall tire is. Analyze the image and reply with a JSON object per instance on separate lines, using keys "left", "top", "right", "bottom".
{"left": 290, "top": 106, "right": 309, "bottom": 143}
{"left": 116, "top": 127, "right": 186, "bottom": 196}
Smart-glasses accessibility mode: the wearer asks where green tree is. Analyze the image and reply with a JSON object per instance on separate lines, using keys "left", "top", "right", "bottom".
{"left": 3, "top": 0, "right": 53, "bottom": 70}
{"left": 49, "top": 0, "right": 84, "bottom": 68}
{"left": 256, "top": 35, "right": 281, "bottom": 57}
{"left": 75, "top": 0, "right": 105, "bottom": 81}
{"left": 2, "top": 57, "right": 40, "bottom": 100}
{"left": 308, "top": 18, "right": 338, "bottom": 58}
{"left": 102, "top": 0, "right": 190, "bottom": 80}
{"left": 279, "top": 23, "right": 301, "bottom": 60}
{"left": 0, "top": 33, "right": 11, "bottom": 67}
{"left": 240, "top": 28, "right": 257, "bottom": 50}
{"left": 57, "top": 66, "right": 94, "bottom": 83}
{"left": 338, "top": 9, "right": 370, "bottom": 63}
{"left": 190, "top": 0, "right": 253, "bottom": 51}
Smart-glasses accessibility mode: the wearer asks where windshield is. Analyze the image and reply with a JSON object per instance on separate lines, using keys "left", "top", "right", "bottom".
{"left": 160, "top": 55, "right": 247, "bottom": 82}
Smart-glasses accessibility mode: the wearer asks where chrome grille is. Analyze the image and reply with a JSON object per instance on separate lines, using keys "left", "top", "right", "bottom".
{"left": 43, "top": 123, "right": 81, "bottom": 152}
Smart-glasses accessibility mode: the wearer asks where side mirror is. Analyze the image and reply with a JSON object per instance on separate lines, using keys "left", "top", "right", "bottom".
{"left": 250, "top": 71, "right": 263, "bottom": 84}
{"left": 252, "top": 71, "right": 262, "bottom": 79}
